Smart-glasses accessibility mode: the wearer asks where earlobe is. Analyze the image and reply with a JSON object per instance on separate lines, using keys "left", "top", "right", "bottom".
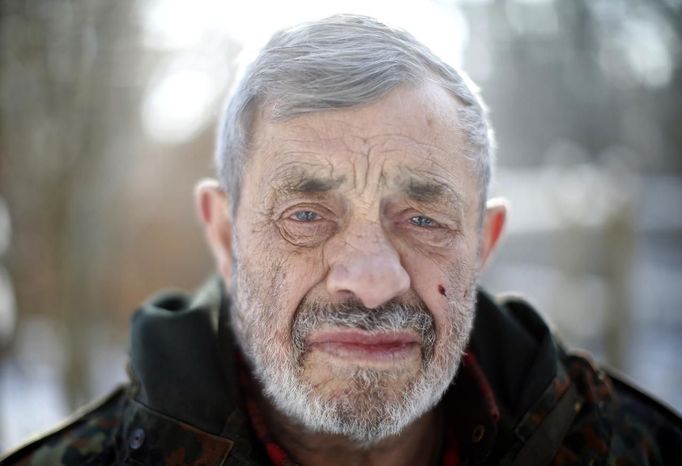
{"left": 194, "top": 179, "right": 234, "bottom": 285}
{"left": 479, "top": 197, "right": 508, "bottom": 270}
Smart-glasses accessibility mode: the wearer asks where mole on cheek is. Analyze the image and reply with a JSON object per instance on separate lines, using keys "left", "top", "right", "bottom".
{"left": 438, "top": 284, "right": 447, "bottom": 296}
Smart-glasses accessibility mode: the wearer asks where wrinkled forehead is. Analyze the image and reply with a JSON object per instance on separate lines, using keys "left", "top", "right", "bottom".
{"left": 260, "top": 138, "right": 460, "bottom": 195}
{"left": 243, "top": 83, "right": 478, "bottom": 205}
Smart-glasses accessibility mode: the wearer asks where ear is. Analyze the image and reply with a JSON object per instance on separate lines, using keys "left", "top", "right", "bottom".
{"left": 194, "top": 178, "right": 234, "bottom": 287}
{"left": 479, "top": 197, "right": 508, "bottom": 270}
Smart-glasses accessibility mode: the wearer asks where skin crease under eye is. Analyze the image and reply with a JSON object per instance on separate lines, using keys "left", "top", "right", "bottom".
{"left": 277, "top": 201, "right": 458, "bottom": 254}
{"left": 277, "top": 208, "right": 338, "bottom": 248}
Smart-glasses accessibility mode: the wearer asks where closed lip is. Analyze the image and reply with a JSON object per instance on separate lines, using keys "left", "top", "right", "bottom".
{"left": 307, "top": 329, "right": 421, "bottom": 346}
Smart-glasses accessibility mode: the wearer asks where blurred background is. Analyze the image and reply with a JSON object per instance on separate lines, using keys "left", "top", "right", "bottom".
{"left": 1, "top": 0, "right": 681, "bottom": 450}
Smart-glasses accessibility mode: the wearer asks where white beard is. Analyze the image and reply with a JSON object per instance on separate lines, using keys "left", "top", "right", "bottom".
{"left": 230, "top": 260, "right": 477, "bottom": 447}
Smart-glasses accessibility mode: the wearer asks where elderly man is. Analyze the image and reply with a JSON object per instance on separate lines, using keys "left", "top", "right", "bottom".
{"left": 2, "top": 14, "right": 680, "bottom": 466}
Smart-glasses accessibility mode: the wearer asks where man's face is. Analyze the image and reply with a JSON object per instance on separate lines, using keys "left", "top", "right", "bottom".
{"left": 229, "top": 83, "right": 484, "bottom": 444}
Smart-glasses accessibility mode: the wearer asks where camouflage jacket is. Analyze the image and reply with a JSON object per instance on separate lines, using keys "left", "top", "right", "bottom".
{"left": 2, "top": 278, "right": 681, "bottom": 465}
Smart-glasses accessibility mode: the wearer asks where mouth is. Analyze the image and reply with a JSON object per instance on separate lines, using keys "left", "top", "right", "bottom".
{"left": 306, "top": 329, "right": 421, "bottom": 364}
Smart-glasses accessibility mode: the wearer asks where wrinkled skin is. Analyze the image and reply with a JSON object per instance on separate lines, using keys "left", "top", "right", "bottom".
{"left": 197, "top": 82, "right": 506, "bottom": 466}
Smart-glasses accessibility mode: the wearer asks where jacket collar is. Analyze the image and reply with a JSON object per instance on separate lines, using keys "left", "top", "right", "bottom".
{"left": 127, "top": 276, "right": 268, "bottom": 463}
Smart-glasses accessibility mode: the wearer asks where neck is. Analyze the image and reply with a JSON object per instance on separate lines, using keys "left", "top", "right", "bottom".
{"left": 257, "top": 393, "right": 442, "bottom": 466}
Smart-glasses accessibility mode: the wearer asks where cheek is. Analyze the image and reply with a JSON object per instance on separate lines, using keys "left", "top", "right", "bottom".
{"left": 236, "top": 214, "right": 331, "bottom": 331}
{"left": 281, "top": 251, "right": 329, "bottom": 306}
{"left": 247, "top": 250, "right": 327, "bottom": 328}
{"left": 402, "top": 243, "right": 479, "bottom": 336}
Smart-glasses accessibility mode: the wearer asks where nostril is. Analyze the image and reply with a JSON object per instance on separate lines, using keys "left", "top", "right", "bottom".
{"left": 333, "top": 289, "right": 356, "bottom": 301}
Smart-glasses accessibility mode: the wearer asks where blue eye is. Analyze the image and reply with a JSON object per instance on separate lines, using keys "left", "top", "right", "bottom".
{"left": 291, "top": 210, "right": 320, "bottom": 222}
{"left": 409, "top": 215, "right": 436, "bottom": 227}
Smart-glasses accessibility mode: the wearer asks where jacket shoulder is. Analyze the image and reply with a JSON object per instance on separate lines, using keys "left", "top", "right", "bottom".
{"left": 0, "top": 385, "right": 127, "bottom": 466}
{"left": 606, "top": 367, "right": 682, "bottom": 465}
{"left": 558, "top": 354, "right": 682, "bottom": 466}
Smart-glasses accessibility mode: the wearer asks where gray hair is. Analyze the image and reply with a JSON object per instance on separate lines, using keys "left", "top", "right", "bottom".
{"left": 215, "top": 14, "right": 495, "bottom": 213}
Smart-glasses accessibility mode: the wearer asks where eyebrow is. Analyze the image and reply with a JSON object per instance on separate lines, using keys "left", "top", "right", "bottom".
{"left": 290, "top": 175, "right": 345, "bottom": 193}
{"left": 401, "top": 177, "right": 464, "bottom": 212}
{"left": 267, "top": 166, "right": 464, "bottom": 212}
{"left": 270, "top": 167, "right": 346, "bottom": 196}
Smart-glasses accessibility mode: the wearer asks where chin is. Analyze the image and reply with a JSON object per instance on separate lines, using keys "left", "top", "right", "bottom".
{"left": 250, "top": 335, "right": 465, "bottom": 447}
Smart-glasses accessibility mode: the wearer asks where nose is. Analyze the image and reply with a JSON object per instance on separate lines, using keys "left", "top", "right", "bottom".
{"left": 326, "top": 229, "right": 410, "bottom": 309}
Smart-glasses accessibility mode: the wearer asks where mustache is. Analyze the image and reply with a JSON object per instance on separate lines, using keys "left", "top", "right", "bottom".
{"left": 291, "top": 298, "right": 436, "bottom": 360}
